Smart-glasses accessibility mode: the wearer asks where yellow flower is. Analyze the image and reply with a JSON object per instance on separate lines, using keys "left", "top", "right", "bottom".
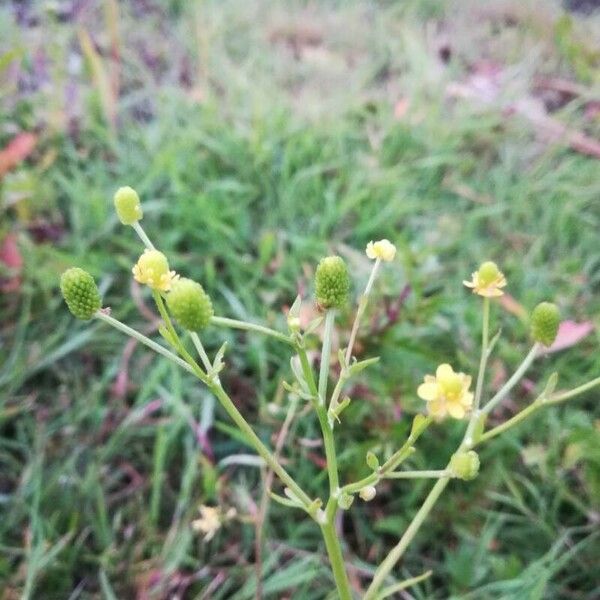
{"left": 366, "top": 239, "right": 396, "bottom": 262}
{"left": 132, "top": 249, "right": 178, "bottom": 292}
{"left": 191, "top": 505, "right": 236, "bottom": 541}
{"left": 463, "top": 261, "right": 506, "bottom": 297}
{"left": 417, "top": 363, "right": 473, "bottom": 420}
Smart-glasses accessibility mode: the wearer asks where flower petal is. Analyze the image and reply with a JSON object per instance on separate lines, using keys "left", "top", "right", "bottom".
{"left": 447, "top": 402, "right": 466, "bottom": 419}
{"left": 417, "top": 382, "right": 439, "bottom": 401}
{"left": 436, "top": 364, "right": 454, "bottom": 379}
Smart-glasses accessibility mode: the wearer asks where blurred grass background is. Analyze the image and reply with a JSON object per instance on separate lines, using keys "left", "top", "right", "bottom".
{"left": 1, "top": 0, "right": 600, "bottom": 598}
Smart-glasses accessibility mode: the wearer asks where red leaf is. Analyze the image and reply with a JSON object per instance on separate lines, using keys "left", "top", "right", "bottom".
{"left": 542, "top": 320, "right": 594, "bottom": 354}
{"left": 0, "top": 132, "right": 38, "bottom": 177}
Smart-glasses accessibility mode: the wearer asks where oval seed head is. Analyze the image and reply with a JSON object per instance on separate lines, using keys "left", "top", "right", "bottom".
{"left": 530, "top": 302, "right": 560, "bottom": 347}
{"left": 166, "top": 278, "right": 214, "bottom": 331}
{"left": 315, "top": 255, "right": 350, "bottom": 309}
{"left": 60, "top": 267, "right": 102, "bottom": 320}
{"left": 449, "top": 450, "right": 480, "bottom": 481}
{"left": 359, "top": 486, "right": 377, "bottom": 502}
{"left": 114, "top": 186, "right": 143, "bottom": 225}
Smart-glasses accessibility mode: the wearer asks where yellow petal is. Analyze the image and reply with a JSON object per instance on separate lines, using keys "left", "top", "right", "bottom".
{"left": 460, "top": 392, "right": 474, "bottom": 408}
{"left": 417, "top": 382, "right": 439, "bottom": 401}
{"left": 447, "top": 402, "right": 466, "bottom": 419}
{"left": 427, "top": 399, "right": 446, "bottom": 419}
{"left": 436, "top": 364, "right": 454, "bottom": 380}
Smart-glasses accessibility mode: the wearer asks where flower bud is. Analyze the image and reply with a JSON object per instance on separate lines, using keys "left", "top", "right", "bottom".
{"left": 132, "top": 249, "right": 177, "bottom": 292}
{"left": 114, "top": 186, "right": 143, "bottom": 225}
{"left": 530, "top": 302, "right": 560, "bottom": 347}
{"left": 359, "top": 486, "right": 377, "bottom": 501}
{"left": 315, "top": 256, "right": 350, "bottom": 309}
{"left": 449, "top": 450, "right": 480, "bottom": 481}
{"left": 166, "top": 278, "right": 214, "bottom": 331}
{"left": 60, "top": 267, "right": 102, "bottom": 320}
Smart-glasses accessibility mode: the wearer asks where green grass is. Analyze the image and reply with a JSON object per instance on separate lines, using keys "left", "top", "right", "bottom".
{"left": 1, "top": 1, "right": 600, "bottom": 598}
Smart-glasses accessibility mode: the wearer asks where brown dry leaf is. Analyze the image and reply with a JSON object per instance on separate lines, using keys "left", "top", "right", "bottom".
{"left": 542, "top": 320, "right": 595, "bottom": 354}
{"left": 0, "top": 133, "right": 37, "bottom": 178}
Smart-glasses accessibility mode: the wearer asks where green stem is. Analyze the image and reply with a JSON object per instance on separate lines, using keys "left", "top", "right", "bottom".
{"left": 378, "top": 570, "right": 433, "bottom": 600}
{"left": 476, "top": 399, "right": 542, "bottom": 445}
{"left": 345, "top": 258, "right": 381, "bottom": 364}
{"left": 363, "top": 477, "right": 450, "bottom": 600}
{"left": 474, "top": 297, "right": 490, "bottom": 411}
{"left": 95, "top": 311, "right": 194, "bottom": 375}
{"left": 549, "top": 375, "right": 600, "bottom": 404}
{"left": 132, "top": 222, "right": 155, "bottom": 250}
{"left": 384, "top": 470, "right": 450, "bottom": 480}
{"left": 191, "top": 331, "right": 212, "bottom": 372}
{"left": 320, "top": 520, "right": 353, "bottom": 600}
{"left": 317, "top": 405, "right": 340, "bottom": 495}
{"left": 96, "top": 311, "right": 313, "bottom": 511}
{"left": 210, "top": 316, "right": 292, "bottom": 345}
{"left": 319, "top": 310, "right": 335, "bottom": 404}
{"left": 481, "top": 344, "right": 539, "bottom": 416}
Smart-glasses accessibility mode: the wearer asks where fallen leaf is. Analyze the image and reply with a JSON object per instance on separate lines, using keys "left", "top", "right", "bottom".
{"left": 542, "top": 320, "right": 594, "bottom": 354}
{"left": 499, "top": 293, "right": 528, "bottom": 319}
{"left": 0, "top": 132, "right": 37, "bottom": 178}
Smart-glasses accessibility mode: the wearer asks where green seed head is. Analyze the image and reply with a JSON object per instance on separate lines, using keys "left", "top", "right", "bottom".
{"left": 60, "top": 267, "right": 102, "bottom": 320}
{"left": 114, "top": 186, "right": 143, "bottom": 225}
{"left": 450, "top": 450, "right": 480, "bottom": 481}
{"left": 166, "top": 278, "right": 214, "bottom": 331}
{"left": 315, "top": 256, "right": 350, "bottom": 309}
{"left": 530, "top": 302, "right": 560, "bottom": 347}
{"left": 477, "top": 261, "right": 500, "bottom": 287}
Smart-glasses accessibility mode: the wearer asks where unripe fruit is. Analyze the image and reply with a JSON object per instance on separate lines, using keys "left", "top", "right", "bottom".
{"left": 60, "top": 267, "right": 102, "bottom": 320}
{"left": 166, "top": 278, "right": 213, "bottom": 331}
{"left": 477, "top": 261, "right": 500, "bottom": 287}
{"left": 114, "top": 186, "right": 143, "bottom": 225}
{"left": 530, "top": 302, "right": 560, "bottom": 347}
{"left": 315, "top": 256, "right": 350, "bottom": 309}
{"left": 450, "top": 450, "right": 480, "bottom": 481}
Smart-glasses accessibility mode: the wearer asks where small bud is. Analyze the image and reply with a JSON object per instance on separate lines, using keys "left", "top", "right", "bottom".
{"left": 366, "top": 451, "right": 379, "bottom": 470}
{"left": 337, "top": 492, "right": 354, "bottom": 510}
{"left": 132, "top": 249, "right": 177, "bottom": 292}
{"left": 530, "top": 302, "right": 560, "bottom": 347}
{"left": 166, "top": 278, "right": 214, "bottom": 331}
{"left": 450, "top": 450, "right": 480, "bottom": 481}
{"left": 287, "top": 315, "right": 301, "bottom": 332}
{"left": 60, "top": 267, "right": 102, "bottom": 320}
{"left": 359, "top": 486, "right": 377, "bottom": 502}
{"left": 315, "top": 256, "right": 350, "bottom": 309}
{"left": 114, "top": 186, "right": 143, "bottom": 225}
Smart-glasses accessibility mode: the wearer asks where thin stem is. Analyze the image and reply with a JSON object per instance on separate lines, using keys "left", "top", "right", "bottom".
{"left": 549, "top": 375, "right": 600, "bottom": 404}
{"left": 363, "top": 478, "right": 450, "bottom": 600}
{"left": 95, "top": 311, "right": 194, "bottom": 375}
{"left": 317, "top": 405, "right": 340, "bottom": 495}
{"left": 477, "top": 374, "right": 600, "bottom": 445}
{"left": 384, "top": 470, "right": 450, "bottom": 480}
{"left": 481, "top": 344, "right": 539, "bottom": 416}
{"left": 345, "top": 258, "right": 381, "bottom": 364}
{"left": 377, "top": 570, "right": 433, "bottom": 600}
{"left": 210, "top": 316, "right": 292, "bottom": 345}
{"left": 132, "top": 222, "right": 155, "bottom": 250}
{"left": 319, "top": 310, "right": 335, "bottom": 404}
{"left": 320, "top": 520, "right": 353, "bottom": 600}
{"left": 191, "top": 331, "right": 212, "bottom": 373}
{"left": 474, "top": 297, "right": 490, "bottom": 412}
{"left": 97, "top": 311, "right": 313, "bottom": 511}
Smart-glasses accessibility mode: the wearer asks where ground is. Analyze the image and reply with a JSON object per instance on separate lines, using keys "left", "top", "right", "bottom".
{"left": 1, "top": 1, "right": 599, "bottom": 598}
